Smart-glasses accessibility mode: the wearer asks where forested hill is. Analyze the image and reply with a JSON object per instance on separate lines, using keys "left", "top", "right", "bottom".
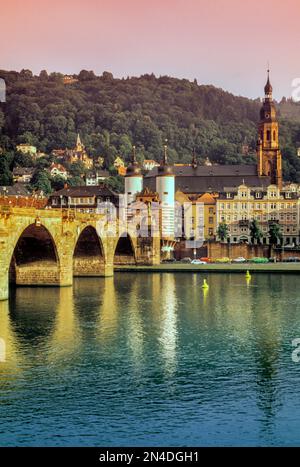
{"left": 1, "top": 69, "right": 300, "bottom": 182}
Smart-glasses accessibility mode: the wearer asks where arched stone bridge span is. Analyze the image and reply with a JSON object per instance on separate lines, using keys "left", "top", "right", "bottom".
{"left": 0, "top": 206, "right": 161, "bottom": 300}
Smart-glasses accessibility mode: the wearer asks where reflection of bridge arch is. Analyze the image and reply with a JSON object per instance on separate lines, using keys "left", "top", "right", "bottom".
{"left": 114, "top": 233, "right": 136, "bottom": 265}
{"left": 9, "top": 223, "right": 60, "bottom": 286}
{"left": 73, "top": 225, "right": 106, "bottom": 276}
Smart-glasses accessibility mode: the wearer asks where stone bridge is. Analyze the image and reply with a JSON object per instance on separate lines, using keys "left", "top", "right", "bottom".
{"left": 0, "top": 206, "right": 161, "bottom": 301}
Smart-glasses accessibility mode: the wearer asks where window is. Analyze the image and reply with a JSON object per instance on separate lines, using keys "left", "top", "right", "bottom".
{"left": 285, "top": 192, "right": 291, "bottom": 199}
{"left": 227, "top": 203, "right": 230, "bottom": 209}
{"left": 220, "top": 203, "right": 225, "bottom": 209}
{"left": 164, "top": 192, "right": 168, "bottom": 195}
{"left": 255, "top": 192, "right": 261, "bottom": 199}
{"left": 52, "top": 198, "right": 58, "bottom": 205}
{"left": 226, "top": 193, "right": 232, "bottom": 199}
{"left": 209, "top": 217, "right": 214, "bottom": 224}
{"left": 209, "top": 207, "right": 214, "bottom": 214}
{"left": 234, "top": 203, "right": 238, "bottom": 210}
{"left": 273, "top": 130, "right": 276, "bottom": 141}
{"left": 267, "top": 130, "right": 271, "bottom": 141}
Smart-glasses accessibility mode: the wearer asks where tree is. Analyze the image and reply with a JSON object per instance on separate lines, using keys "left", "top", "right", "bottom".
{"left": 78, "top": 70, "right": 96, "bottom": 81}
{"left": 269, "top": 223, "right": 282, "bottom": 246}
{"left": 51, "top": 175, "right": 66, "bottom": 191}
{"left": 106, "top": 175, "right": 124, "bottom": 193}
{"left": 68, "top": 176, "right": 85, "bottom": 187}
{"left": 217, "top": 222, "right": 229, "bottom": 242}
{"left": 31, "top": 170, "right": 52, "bottom": 195}
{"left": 0, "top": 155, "right": 12, "bottom": 185}
{"left": 249, "top": 219, "right": 263, "bottom": 244}
{"left": 14, "top": 151, "right": 34, "bottom": 168}
{"left": 39, "top": 70, "right": 49, "bottom": 81}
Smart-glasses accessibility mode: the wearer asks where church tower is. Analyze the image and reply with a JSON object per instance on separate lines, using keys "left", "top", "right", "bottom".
{"left": 156, "top": 140, "right": 175, "bottom": 238}
{"left": 257, "top": 71, "right": 282, "bottom": 188}
{"left": 124, "top": 146, "right": 143, "bottom": 204}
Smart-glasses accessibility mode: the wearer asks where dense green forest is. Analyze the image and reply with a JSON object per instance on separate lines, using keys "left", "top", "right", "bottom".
{"left": 1, "top": 68, "right": 300, "bottom": 190}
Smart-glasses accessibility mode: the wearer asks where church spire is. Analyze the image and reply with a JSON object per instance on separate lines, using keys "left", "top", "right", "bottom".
{"left": 163, "top": 139, "right": 168, "bottom": 165}
{"left": 132, "top": 145, "right": 136, "bottom": 164}
{"left": 76, "top": 133, "right": 82, "bottom": 147}
{"left": 264, "top": 69, "right": 273, "bottom": 100}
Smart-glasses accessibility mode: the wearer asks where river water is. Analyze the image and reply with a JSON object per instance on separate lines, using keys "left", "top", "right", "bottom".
{"left": 0, "top": 272, "right": 300, "bottom": 446}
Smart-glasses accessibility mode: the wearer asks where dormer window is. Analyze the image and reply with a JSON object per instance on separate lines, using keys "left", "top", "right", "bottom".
{"left": 226, "top": 193, "right": 231, "bottom": 199}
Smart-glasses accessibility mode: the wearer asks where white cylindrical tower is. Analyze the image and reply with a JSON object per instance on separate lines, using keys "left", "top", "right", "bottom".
{"left": 125, "top": 146, "right": 143, "bottom": 205}
{"left": 156, "top": 142, "right": 175, "bottom": 238}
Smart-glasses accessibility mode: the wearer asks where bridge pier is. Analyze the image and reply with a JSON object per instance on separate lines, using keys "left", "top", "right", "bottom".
{"left": 0, "top": 268, "right": 9, "bottom": 301}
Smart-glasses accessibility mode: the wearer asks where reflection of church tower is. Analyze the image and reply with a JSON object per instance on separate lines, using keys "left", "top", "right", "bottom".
{"left": 257, "top": 71, "right": 282, "bottom": 188}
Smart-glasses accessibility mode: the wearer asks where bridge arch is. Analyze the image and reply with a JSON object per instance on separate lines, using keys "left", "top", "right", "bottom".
{"left": 73, "top": 225, "right": 106, "bottom": 276}
{"left": 9, "top": 223, "right": 60, "bottom": 286}
{"left": 113, "top": 233, "right": 136, "bottom": 265}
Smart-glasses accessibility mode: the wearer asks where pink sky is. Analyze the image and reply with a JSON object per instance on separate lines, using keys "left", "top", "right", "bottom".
{"left": 1, "top": 0, "right": 300, "bottom": 99}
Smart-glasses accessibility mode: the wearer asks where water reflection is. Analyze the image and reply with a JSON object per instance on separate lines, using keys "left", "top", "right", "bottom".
{"left": 97, "top": 277, "right": 118, "bottom": 342}
{"left": 126, "top": 278, "right": 144, "bottom": 376}
{"left": 1, "top": 273, "right": 300, "bottom": 446}
{"left": 159, "top": 274, "right": 178, "bottom": 377}
{"left": 50, "top": 287, "right": 80, "bottom": 361}
{"left": 0, "top": 300, "right": 19, "bottom": 372}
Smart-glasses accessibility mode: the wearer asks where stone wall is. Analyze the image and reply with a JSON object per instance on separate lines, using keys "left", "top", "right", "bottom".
{"left": 114, "top": 255, "right": 136, "bottom": 265}
{"left": 207, "top": 242, "right": 270, "bottom": 260}
{"left": 174, "top": 241, "right": 208, "bottom": 260}
{"left": 73, "top": 257, "right": 105, "bottom": 276}
{"left": 15, "top": 261, "right": 59, "bottom": 285}
{"left": 274, "top": 248, "right": 300, "bottom": 261}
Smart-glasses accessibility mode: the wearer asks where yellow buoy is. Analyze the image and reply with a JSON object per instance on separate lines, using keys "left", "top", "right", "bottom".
{"left": 245, "top": 270, "right": 251, "bottom": 279}
{"left": 202, "top": 279, "right": 209, "bottom": 289}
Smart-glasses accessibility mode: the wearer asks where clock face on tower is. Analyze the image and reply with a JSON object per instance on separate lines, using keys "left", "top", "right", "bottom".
{"left": 265, "top": 113, "right": 270, "bottom": 119}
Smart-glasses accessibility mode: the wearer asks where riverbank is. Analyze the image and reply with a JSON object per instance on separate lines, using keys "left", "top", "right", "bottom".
{"left": 115, "top": 263, "right": 300, "bottom": 273}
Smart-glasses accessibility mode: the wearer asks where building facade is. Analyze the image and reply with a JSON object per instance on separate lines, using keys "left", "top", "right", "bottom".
{"left": 216, "top": 184, "right": 299, "bottom": 245}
